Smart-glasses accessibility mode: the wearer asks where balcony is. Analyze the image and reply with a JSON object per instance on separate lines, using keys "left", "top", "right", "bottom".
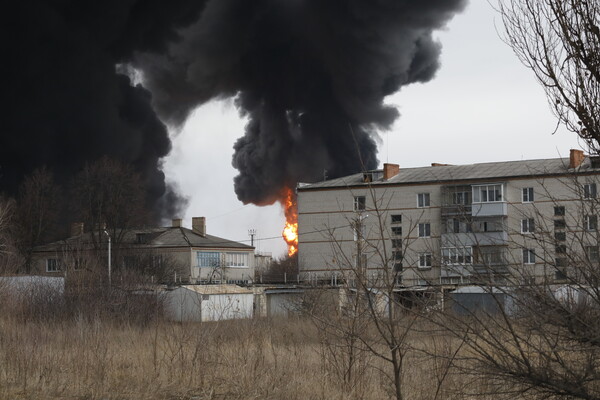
{"left": 472, "top": 202, "right": 507, "bottom": 217}
{"left": 441, "top": 264, "right": 473, "bottom": 278}
{"left": 441, "top": 231, "right": 508, "bottom": 247}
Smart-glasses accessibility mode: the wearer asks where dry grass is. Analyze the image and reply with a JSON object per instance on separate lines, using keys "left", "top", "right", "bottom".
{"left": 0, "top": 312, "right": 497, "bottom": 400}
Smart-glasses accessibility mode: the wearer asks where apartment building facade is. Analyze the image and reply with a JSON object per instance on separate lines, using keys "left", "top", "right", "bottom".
{"left": 297, "top": 149, "right": 600, "bottom": 287}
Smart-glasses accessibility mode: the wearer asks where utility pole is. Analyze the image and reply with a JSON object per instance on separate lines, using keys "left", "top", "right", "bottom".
{"left": 248, "top": 229, "right": 256, "bottom": 247}
{"left": 103, "top": 229, "right": 111, "bottom": 288}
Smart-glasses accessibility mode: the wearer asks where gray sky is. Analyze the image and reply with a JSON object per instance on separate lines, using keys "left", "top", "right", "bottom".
{"left": 162, "top": 1, "right": 582, "bottom": 258}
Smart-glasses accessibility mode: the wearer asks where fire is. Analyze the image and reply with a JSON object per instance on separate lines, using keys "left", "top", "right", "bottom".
{"left": 280, "top": 187, "right": 298, "bottom": 257}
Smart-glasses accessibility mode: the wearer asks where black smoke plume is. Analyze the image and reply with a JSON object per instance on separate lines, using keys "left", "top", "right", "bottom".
{"left": 1, "top": 0, "right": 466, "bottom": 215}
{"left": 133, "top": 0, "right": 467, "bottom": 204}
{"left": 0, "top": 0, "right": 206, "bottom": 218}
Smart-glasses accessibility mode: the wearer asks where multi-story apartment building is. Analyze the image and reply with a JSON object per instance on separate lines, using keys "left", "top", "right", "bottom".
{"left": 297, "top": 149, "right": 600, "bottom": 287}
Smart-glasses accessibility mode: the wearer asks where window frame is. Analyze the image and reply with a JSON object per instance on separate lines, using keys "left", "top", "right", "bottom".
{"left": 441, "top": 247, "right": 473, "bottom": 265}
{"left": 391, "top": 226, "right": 402, "bottom": 236}
{"left": 521, "top": 218, "right": 535, "bottom": 234}
{"left": 472, "top": 184, "right": 504, "bottom": 203}
{"left": 46, "top": 258, "right": 61, "bottom": 273}
{"left": 585, "top": 215, "right": 598, "bottom": 231}
{"left": 353, "top": 195, "right": 366, "bottom": 211}
{"left": 417, "top": 193, "right": 430, "bottom": 208}
{"left": 418, "top": 253, "right": 432, "bottom": 269}
{"left": 584, "top": 183, "right": 597, "bottom": 199}
{"left": 522, "top": 248, "right": 536, "bottom": 265}
{"left": 586, "top": 246, "right": 600, "bottom": 262}
{"left": 418, "top": 223, "right": 431, "bottom": 238}
{"left": 391, "top": 214, "right": 402, "bottom": 224}
{"left": 522, "top": 187, "right": 534, "bottom": 203}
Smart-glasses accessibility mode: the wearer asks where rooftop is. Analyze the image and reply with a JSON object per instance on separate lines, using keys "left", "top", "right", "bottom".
{"left": 34, "top": 226, "right": 254, "bottom": 253}
{"left": 298, "top": 155, "right": 600, "bottom": 190}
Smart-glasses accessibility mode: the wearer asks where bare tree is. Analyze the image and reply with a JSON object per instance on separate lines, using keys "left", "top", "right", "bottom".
{"left": 70, "top": 156, "right": 150, "bottom": 250}
{"left": 14, "top": 167, "right": 61, "bottom": 272}
{"left": 0, "top": 197, "right": 21, "bottom": 274}
{"left": 497, "top": 0, "right": 600, "bottom": 151}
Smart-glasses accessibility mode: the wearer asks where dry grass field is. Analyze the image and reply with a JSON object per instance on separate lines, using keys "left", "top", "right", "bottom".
{"left": 0, "top": 309, "right": 490, "bottom": 400}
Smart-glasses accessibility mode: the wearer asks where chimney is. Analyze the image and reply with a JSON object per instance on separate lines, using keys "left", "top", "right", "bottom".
{"left": 172, "top": 218, "right": 182, "bottom": 228}
{"left": 431, "top": 163, "right": 452, "bottom": 167}
{"left": 570, "top": 149, "right": 585, "bottom": 168}
{"left": 383, "top": 163, "right": 400, "bottom": 180}
{"left": 70, "top": 222, "right": 84, "bottom": 237}
{"left": 192, "top": 217, "right": 206, "bottom": 236}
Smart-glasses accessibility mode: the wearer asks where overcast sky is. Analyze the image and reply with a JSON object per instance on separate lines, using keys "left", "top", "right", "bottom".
{"left": 162, "top": 0, "right": 582, "bottom": 258}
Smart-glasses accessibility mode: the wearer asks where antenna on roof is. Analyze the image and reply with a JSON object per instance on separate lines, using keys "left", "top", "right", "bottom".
{"left": 248, "top": 229, "right": 256, "bottom": 247}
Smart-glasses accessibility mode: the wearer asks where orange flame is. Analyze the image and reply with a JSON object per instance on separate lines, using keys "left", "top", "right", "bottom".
{"left": 280, "top": 187, "right": 298, "bottom": 257}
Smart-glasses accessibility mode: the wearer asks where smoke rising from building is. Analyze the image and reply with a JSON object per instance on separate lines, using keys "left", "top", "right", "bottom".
{"left": 1, "top": 0, "right": 466, "bottom": 214}
{"left": 134, "top": 0, "right": 467, "bottom": 204}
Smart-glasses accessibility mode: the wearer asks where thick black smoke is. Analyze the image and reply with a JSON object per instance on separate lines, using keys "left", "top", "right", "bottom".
{"left": 133, "top": 0, "right": 467, "bottom": 205}
{"left": 1, "top": 0, "right": 466, "bottom": 215}
{"left": 0, "top": 0, "right": 207, "bottom": 218}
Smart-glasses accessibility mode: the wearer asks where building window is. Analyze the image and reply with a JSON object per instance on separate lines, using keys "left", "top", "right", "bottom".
{"left": 522, "top": 249, "right": 536, "bottom": 264}
{"left": 197, "top": 251, "right": 220, "bottom": 268}
{"left": 473, "top": 184, "right": 503, "bottom": 203}
{"left": 392, "top": 250, "right": 403, "bottom": 261}
{"left": 521, "top": 218, "right": 535, "bottom": 233}
{"left": 586, "top": 246, "right": 599, "bottom": 262}
{"left": 584, "top": 183, "right": 597, "bottom": 199}
{"left": 46, "top": 258, "right": 61, "bottom": 272}
{"left": 353, "top": 223, "right": 366, "bottom": 241}
{"left": 555, "top": 245, "right": 567, "bottom": 254}
{"left": 353, "top": 196, "right": 366, "bottom": 211}
{"left": 442, "top": 247, "right": 473, "bottom": 265}
{"left": 522, "top": 187, "right": 534, "bottom": 202}
{"left": 452, "top": 191, "right": 470, "bottom": 205}
{"left": 391, "top": 214, "right": 402, "bottom": 224}
{"left": 418, "top": 223, "right": 431, "bottom": 238}
{"left": 450, "top": 218, "right": 460, "bottom": 233}
{"left": 554, "top": 206, "right": 565, "bottom": 216}
{"left": 554, "top": 232, "right": 566, "bottom": 241}
{"left": 418, "top": 253, "right": 432, "bottom": 269}
{"left": 417, "top": 193, "right": 430, "bottom": 208}
{"left": 391, "top": 226, "right": 402, "bottom": 236}
{"left": 585, "top": 215, "right": 598, "bottom": 231}
{"left": 225, "top": 252, "right": 248, "bottom": 267}
{"left": 554, "top": 219, "right": 566, "bottom": 229}
{"left": 391, "top": 239, "right": 402, "bottom": 249}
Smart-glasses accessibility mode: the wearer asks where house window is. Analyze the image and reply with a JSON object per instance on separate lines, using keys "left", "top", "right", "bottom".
{"left": 555, "top": 245, "right": 567, "bottom": 254}
{"left": 585, "top": 215, "right": 598, "bottom": 231}
{"left": 442, "top": 247, "right": 473, "bottom": 265}
{"left": 225, "top": 252, "right": 248, "bottom": 267}
{"left": 417, "top": 193, "right": 430, "bottom": 208}
{"left": 418, "top": 223, "right": 431, "bottom": 238}
{"left": 392, "top": 250, "right": 403, "bottom": 261}
{"left": 584, "top": 183, "right": 597, "bottom": 199}
{"left": 473, "top": 184, "right": 503, "bottom": 203}
{"left": 522, "top": 187, "right": 534, "bottom": 202}
{"left": 586, "top": 246, "right": 599, "bottom": 262}
{"left": 353, "top": 196, "right": 366, "bottom": 211}
{"left": 554, "top": 219, "right": 566, "bottom": 229}
{"left": 554, "top": 232, "right": 566, "bottom": 241}
{"left": 522, "top": 249, "right": 536, "bottom": 264}
{"left": 46, "top": 258, "right": 61, "bottom": 272}
{"left": 418, "top": 253, "right": 432, "bottom": 269}
{"left": 391, "top": 214, "right": 402, "bottom": 224}
{"left": 197, "top": 251, "right": 220, "bottom": 267}
{"left": 554, "top": 206, "right": 565, "bottom": 216}
{"left": 391, "top": 239, "right": 402, "bottom": 249}
{"left": 391, "top": 226, "right": 402, "bottom": 236}
{"left": 521, "top": 218, "right": 535, "bottom": 233}
{"left": 449, "top": 218, "right": 460, "bottom": 233}
{"left": 452, "top": 191, "right": 471, "bottom": 205}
